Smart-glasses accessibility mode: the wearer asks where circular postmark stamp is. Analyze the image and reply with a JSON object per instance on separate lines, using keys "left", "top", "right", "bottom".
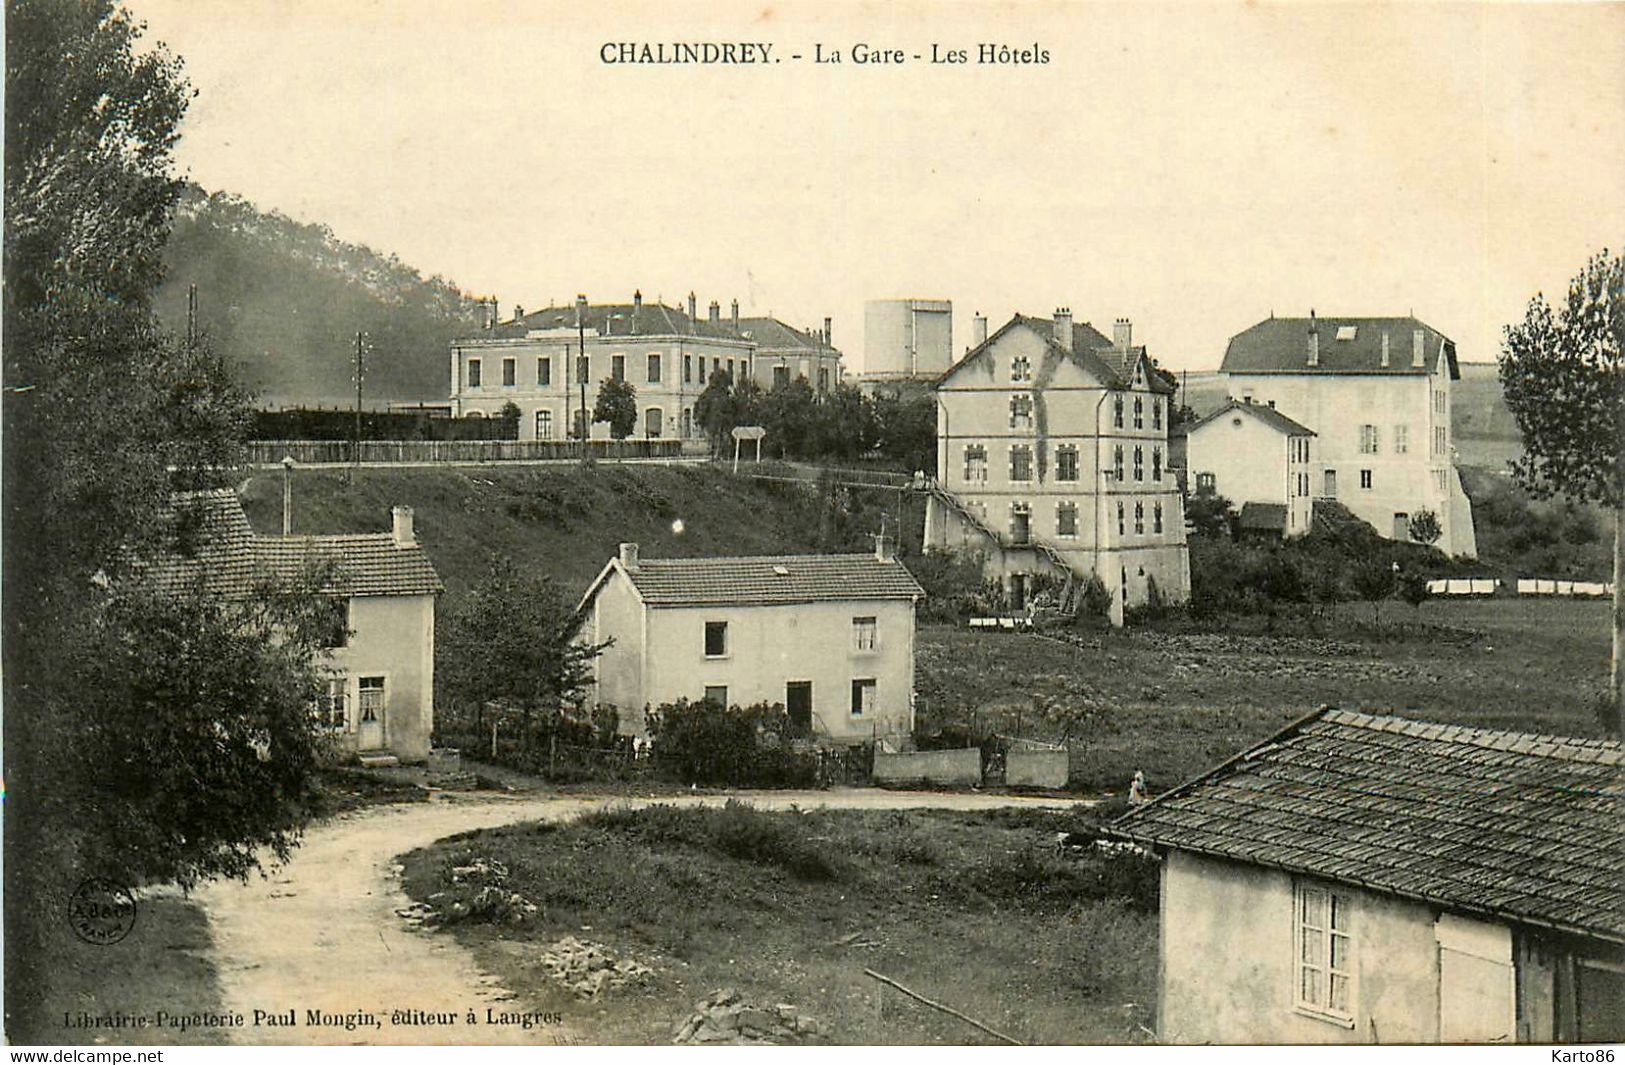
{"left": 69, "top": 878, "right": 137, "bottom": 945}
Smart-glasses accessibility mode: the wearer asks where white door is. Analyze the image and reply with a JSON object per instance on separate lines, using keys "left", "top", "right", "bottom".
{"left": 1437, "top": 913, "right": 1515, "bottom": 1043}
{"left": 357, "top": 676, "right": 386, "bottom": 749}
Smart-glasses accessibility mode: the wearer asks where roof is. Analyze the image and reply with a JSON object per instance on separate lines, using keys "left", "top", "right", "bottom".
{"left": 137, "top": 490, "right": 444, "bottom": 599}
{"left": 471, "top": 300, "right": 740, "bottom": 342}
{"left": 588, "top": 552, "right": 926, "bottom": 608}
{"left": 1111, "top": 708, "right": 1625, "bottom": 943}
{"left": 937, "top": 314, "right": 1177, "bottom": 395}
{"left": 1237, "top": 502, "right": 1289, "bottom": 532}
{"left": 1189, "top": 398, "right": 1317, "bottom": 437}
{"left": 1221, "top": 316, "right": 1460, "bottom": 379}
{"left": 735, "top": 317, "right": 837, "bottom": 354}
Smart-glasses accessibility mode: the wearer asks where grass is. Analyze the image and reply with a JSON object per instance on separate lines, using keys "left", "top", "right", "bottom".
{"left": 918, "top": 597, "right": 1613, "bottom": 792}
{"left": 398, "top": 802, "right": 1157, "bottom": 1045}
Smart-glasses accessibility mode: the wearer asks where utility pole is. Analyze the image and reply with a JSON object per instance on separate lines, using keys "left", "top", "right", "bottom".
{"left": 577, "top": 294, "right": 589, "bottom": 463}
{"left": 186, "top": 283, "right": 198, "bottom": 352}
{"left": 353, "top": 331, "right": 366, "bottom": 468}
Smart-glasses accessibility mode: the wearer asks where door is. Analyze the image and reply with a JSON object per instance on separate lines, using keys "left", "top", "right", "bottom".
{"left": 786, "top": 682, "right": 812, "bottom": 736}
{"left": 1437, "top": 913, "right": 1514, "bottom": 1043}
{"left": 357, "top": 676, "right": 386, "bottom": 750}
{"left": 1393, "top": 512, "right": 1410, "bottom": 540}
{"left": 1323, "top": 469, "right": 1338, "bottom": 498}
{"left": 1012, "top": 508, "right": 1031, "bottom": 545}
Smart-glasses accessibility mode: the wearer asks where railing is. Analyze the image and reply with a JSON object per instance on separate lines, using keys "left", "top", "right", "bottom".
{"left": 249, "top": 438, "right": 685, "bottom": 465}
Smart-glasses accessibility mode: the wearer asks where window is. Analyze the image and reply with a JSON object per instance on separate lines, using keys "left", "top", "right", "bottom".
{"left": 1195, "top": 472, "right": 1216, "bottom": 495}
{"left": 1009, "top": 393, "right": 1034, "bottom": 430}
{"left": 1117, "top": 501, "right": 1126, "bottom": 536}
{"left": 502, "top": 357, "right": 516, "bottom": 387}
{"left": 1360, "top": 469, "right": 1373, "bottom": 490}
{"left": 684, "top": 354, "right": 693, "bottom": 384}
{"left": 1295, "top": 882, "right": 1353, "bottom": 1023}
{"left": 571, "top": 409, "right": 587, "bottom": 440}
{"left": 853, "top": 616, "right": 877, "bottom": 652}
{"left": 1335, "top": 324, "right": 1358, "bottom": 341}
{"left": 647, "top": 353, "right": 661, "bottom": 383}
{"left": 1298, "top": 472, "right": 1309, "bottom": 497}
{"left": 704, "top": 621, "right": 728, "bottom": 658}
{"left": 703, "top": 685, "right": 728, "bottom": 708}
{"left": 851, "top": 678, "right": 876, "bottom": 716}
{"left": 1134, "top": 501, "right": 1145, "bottom": 535}
{"left": 682, "top": 408, "right": 693, "bottom": 438}
{"left": 645, "top": 407, "right": 663, "bottom": 437}
{"left": 1113, "top": 395, "right": 1124, "bottom": 429}
{"left": 1393, "top": 424, "right": 1408, "bottom": 454}
{"left": 1010, "top": 502, "right": 1031, "bottom": 543}
{"left": 535, "top": 410, "right": 553, "bottom": 440}
{"left": 1113, "top": 445, "right": 1124, "bottom": 482}
{"left": 1009, "top": 445, "right": 1033, "bottom": 482}
{"left": 727, "top": 358, "right": 735, "bottom": 380}
{"left": 1056, "top": 445, "right": 1078, "bottom": 481}
{"left": 1153, "top": 398, "right": 1163, "bottom": 430}
{"left": 1011, "top": 355, "right": 1031, "bottom": 382}
{"left": 1434, "top": 469, "right": 1448, "bottom": 494}
{"left": 1434, "top": 425, "right": 1448, "bottom": 455}
{"left": 1152, "top": 447, "right": 1163, "bottom": 482}
{"left": 1154, "top": 501, "right": 1164, "bottom": 534}
{"left": 358, "top": 676, "right": 385, "bottom": 723}
{"left": 1133, "top": 396, "right": 1144, "bottom": 429}
{"left": 467, "top": 358, "right": 482, "bottom": 387}
{"left": 773, "top": 365, "right": 790, "bottom": 390}
{"left": 963, "top": 445, "right": 987, "bottom": 483}
{"left": 818, "top": 368, "right": 830, "bottom": 392}
{"left": 1133, "top": 446, "right": 1144, "bottom": 482}
{"left": 1057, "top": 501, "right": 1078, "bottom": 538}
{"left": 612, "top": 355, "right": 626, "bottom": 382}
{"left": 537, "top": 357, "right": 552, "bottom": 386}
{"left": 576, "top": 354, "right": 589, "bottom": 381}
{"left": 315, "top": 678, "right": 347, "bottom": 730}
{"left": 1359, "top": 424, "right": 1378, "bottom": 454}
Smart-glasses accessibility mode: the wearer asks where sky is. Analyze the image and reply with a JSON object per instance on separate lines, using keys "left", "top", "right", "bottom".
{"left": 126, "top": 0, "right": 1625, "bottom": 374}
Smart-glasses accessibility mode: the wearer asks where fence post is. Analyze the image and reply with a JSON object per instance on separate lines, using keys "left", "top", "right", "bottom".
{"left": 491, "top": 719, "right": 498, "bottom": 760}
{"left": 549, "top": 734, "right": 557, "bottom": 776}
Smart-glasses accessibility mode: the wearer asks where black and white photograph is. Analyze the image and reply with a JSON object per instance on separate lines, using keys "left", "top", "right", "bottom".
{"left": 3, "top": 0, "right": 1622, "bottom": 1052}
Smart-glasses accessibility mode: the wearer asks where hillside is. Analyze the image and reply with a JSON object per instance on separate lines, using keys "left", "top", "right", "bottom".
{"left": 156, "top": 186, "right": 484, "bottom": 407}
{"left": 237, "top": 463, "right": 922, "bottom": 601}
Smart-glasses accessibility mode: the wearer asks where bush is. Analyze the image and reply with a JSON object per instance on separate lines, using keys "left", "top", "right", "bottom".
{"left": 645, "top": 699, "right": 818, "bottom": 787}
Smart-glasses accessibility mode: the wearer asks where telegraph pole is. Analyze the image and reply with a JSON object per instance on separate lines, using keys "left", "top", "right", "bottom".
{"left": 353, "top": 331, "right": 366, "bottom": 467}
{"left": 186, "top": 283, "right": 198, "bottom": 352}
{"left": 577, "top": 294, "right": 588, "bottom": 463}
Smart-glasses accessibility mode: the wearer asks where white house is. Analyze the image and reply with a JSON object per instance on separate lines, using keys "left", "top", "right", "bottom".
{"left": 1187, "top": 398, "right": 1317, "bottom": 538}
{"left": 575, "top": 541, "right": 925, "bottom": 745}
{"left": 1111, "top": 708, "right": 1624, "bottom": 1045}
{"left": 926, "top": 310, "right": 1189, "bottom": 620}
{"left": 144, "top": 490, "right": 444, "bottom": 764}
{"left": 1220, "top": 313, "right": 1477, "bottom": 556}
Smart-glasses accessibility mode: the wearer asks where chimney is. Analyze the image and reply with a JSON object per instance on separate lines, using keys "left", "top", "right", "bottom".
{"left": 1307, "top": 310, "right": 1320, "bottom": 367}
{"left": 633, "top": 289, "right": 642, "bottom": 311}
{"left": 1113, "top": 317, "right": 1133, "bottom": 352}
{"left": 1412, "top": 328, "right": 1425, "bottom": 368}
{"left": 874, "top": 533, "right": 895, "bottom": 562}
{"left": 709, "top": 300, "right": 721, "bottom": 324}
{"left": 485, "top": 296, "right": 498, "bottom": 331}
{"left": 391, "top": 506, "right": 415, "bottom": 548}
{"left": 513, "top": 303, "right": 524, "bottom": 322}
{"left": 972, "top": 312, "right": 988, "bottom": 347}
{"left": 687, "top": 292, "right": 697, "bottom": 321}
{"left": 730, "top": 299, "right": 739, "bottom": 332}
{"left": 1053, "top": 307, "right": 1073, "bottom": 351}
{"left": 574, "top": 293, "right": 588, "bottom": 329}
{"left": 823, "top": 316, "right": 833, "bottom": 347}
{"left": 1380, "top": 332, "right": 1391, "bottom": 368}
{"left": 619, "top": 542, "right": 640, "bottom": 572}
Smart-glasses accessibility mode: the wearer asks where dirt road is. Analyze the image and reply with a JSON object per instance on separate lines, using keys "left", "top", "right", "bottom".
{"left": 196, "top": 789, "right": 1085, "bottom": 1046}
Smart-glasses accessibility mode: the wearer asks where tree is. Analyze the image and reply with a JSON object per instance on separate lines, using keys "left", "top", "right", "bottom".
{"left": 437, "top": 558, "right": 609, "bottom": 720}
{"left": 1398, "top": 570, "right": 1432, "bottom": 612}
{"left": 873, "top": 392, "right": 937, "bottom": 474}
{"left": 1408, "top": 509, "right": 1443, "bottom": 547}
{"left": 1351, "top": 558, "right": 1398, "bottom": 625}
{"left": 1185, "top": 492, "right": 1237, "bottom": 540}
{"left": 592, "top": 376, "right": 637, "bottom": 439}
{"left": 1499, "top": 250, "right": 1624, "bottom": 733}
{"left": 693, "top": 367, "right": 737, "bottom": 454}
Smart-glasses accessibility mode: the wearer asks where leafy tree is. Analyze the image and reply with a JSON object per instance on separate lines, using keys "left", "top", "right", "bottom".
{"left": 591, "top": 376, "right": 637, "bottom": 439}
{"left": 1350, "top": 557, "right": 1398, "bottom": 625}
{"left": 873, "top": 392, "right": 937, "bottom": 475}
{"left": 763, "top": 376, "right": 817, "bottom": 458}
{"left": 437, "top": 558, "right": 609, "bottom": 720}
{"left": 819, "top": 382, "right": 880, "bottom": 460}
{"left": 1407, "top": 509, "right": 1443, "bottom": 547}
{"left": 1185, "top": 492, "right": 1237, "bottom": 540}
{"left": 693, "top": 367, "right": 738, "bottom": 454}
{"left": 1499, "top": 250, "right": 1624, "bottom": 732}
{"left": 1398, "top": 570, "right": 1432, "bottom": 612}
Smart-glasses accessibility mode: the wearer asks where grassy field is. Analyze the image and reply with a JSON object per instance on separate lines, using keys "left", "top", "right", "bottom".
{"left": 399, "top": 802, "right": 1157, "bottom": 1046}
{"left": 918, "top": 598, "right": 1612, "bottom": 792}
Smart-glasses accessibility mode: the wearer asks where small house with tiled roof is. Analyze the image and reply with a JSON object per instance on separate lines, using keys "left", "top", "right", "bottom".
{"left": 1110, "top": 708, "right": 1624, "bottom": 1045}
{"left": 575, "top": 541, "right": 925, "bottom": 744}
{"left": 1220, "top": 313, "right": 1477, "bottom": 556}
{"left": 1187, "top": 398, "right": 1317, "bottom": 538}
{"left": 925, "top": 309, "right": 1189, "bottom": 622}
{"left": 142, "top": 490, "right": 443, "bottom": 763}
{"left": 736, "top": 315, "right": 845, "bottom": 394}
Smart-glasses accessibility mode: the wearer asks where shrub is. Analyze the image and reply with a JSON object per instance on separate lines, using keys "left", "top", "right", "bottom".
{"left": 1078, "top": 573, "right": 1113, "bottom": 622}
{"left": 645, "top": 699, "right": 818, "bottom": 787}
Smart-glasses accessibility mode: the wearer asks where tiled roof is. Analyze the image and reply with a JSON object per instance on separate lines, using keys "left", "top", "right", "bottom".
{"left": 1190, "top": 398, "right": 1317, "bottom": 437}
{"left": 138, "top": 490, "right": 444, "bottom": 599}
{"left": 1221, "top": 316, "right": 1460, "bottom": 379}
{"left": 1238, "top": 502, "right": 1289, "bottom": 532}
{"left": 618, "top": 553, "right": 926, "bottom": 607}
{"left": 939, "top": 314, "right": 1177, "bottom": 395}
{"left": 474, "top": 300, "right": 742, "bottom": 342}
{"left": 1110, "top": 708, "right": 1624, "bottom": 942}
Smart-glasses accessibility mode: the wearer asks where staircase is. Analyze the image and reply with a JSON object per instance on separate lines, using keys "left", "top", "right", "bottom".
{"left": 357, "top": 750, "right": 400, "bottom": 769}
{"left": 923, "top": 485, "right": 1082, "bottom": 612}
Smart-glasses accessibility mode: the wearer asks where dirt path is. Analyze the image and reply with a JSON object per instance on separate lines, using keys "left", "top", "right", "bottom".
{"left": 196, "top": 789, "right": 1084, "bottom": 1046}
